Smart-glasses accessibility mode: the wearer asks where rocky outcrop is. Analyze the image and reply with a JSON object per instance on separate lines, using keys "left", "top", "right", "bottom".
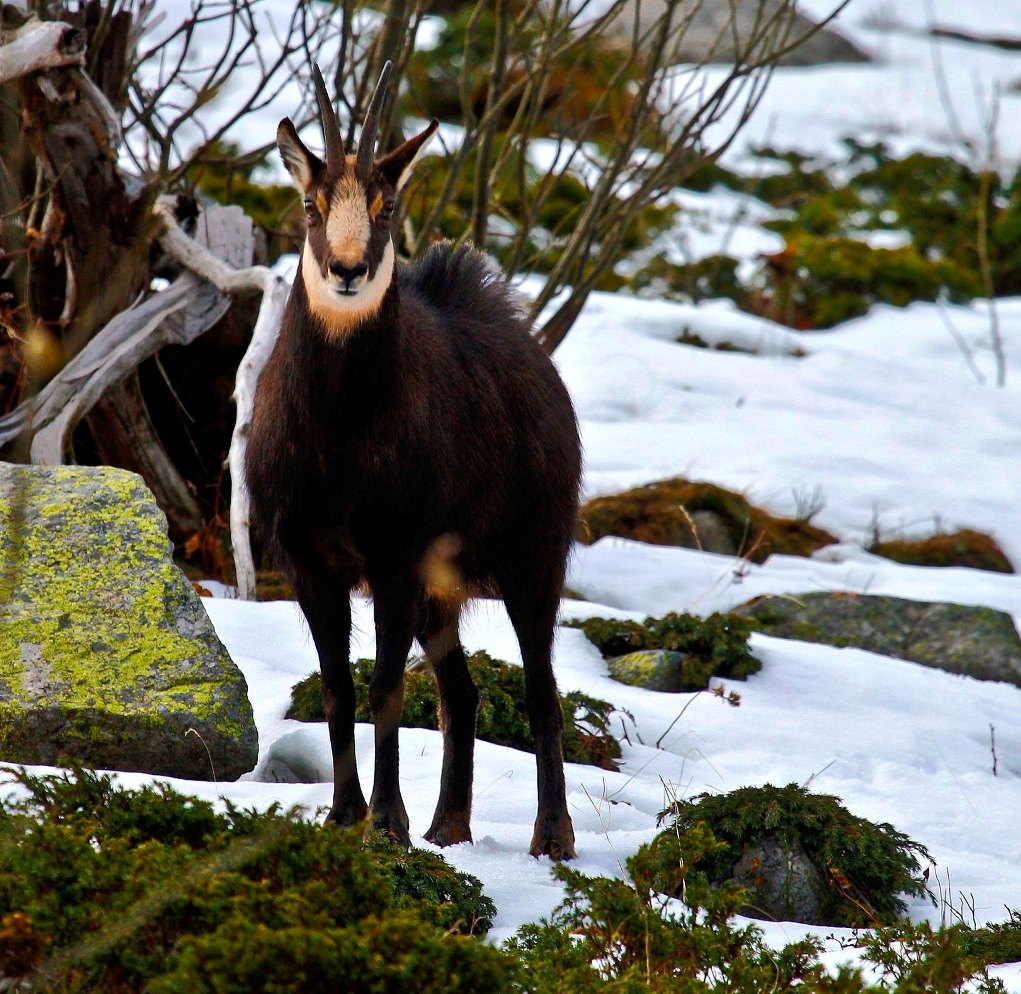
{"left": 735, "top": 591, "right": 1021, "bottom": 685}
{"left": 0, "top": 464, "right": 258, "bottom": 779}
{"left": 612, "top": 0, "right": 870, "bottom": 66}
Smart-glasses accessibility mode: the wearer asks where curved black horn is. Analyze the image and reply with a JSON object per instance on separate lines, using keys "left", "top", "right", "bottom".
{"left": 356, "top": 60, "right": 393, "bottom": 180}
{"left": 312, "top": 63, "right": 345, "bottom": 175}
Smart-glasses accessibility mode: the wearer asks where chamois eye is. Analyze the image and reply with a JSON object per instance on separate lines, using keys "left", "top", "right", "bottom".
{"left": 303, "top": 200, "right": 321, "bottom": 225}
{"left": 378, "top": 198, "right": 396, "bottom": 223}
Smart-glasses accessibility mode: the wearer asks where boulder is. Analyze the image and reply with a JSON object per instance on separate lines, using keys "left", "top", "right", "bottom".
{"left": 613, "top": 0, "right": 870, "bottom": 67}
{"left": 732, "top": 834, "right": 833, "bottom": 925}
{"left": 735, "top": 591, "right": 1021, "bottom": 685}
{"left": 607, "top": 649, "right": 687, "bottom": 692}
{"left": 0, "top": 464, "right": 258, "bottom": 779}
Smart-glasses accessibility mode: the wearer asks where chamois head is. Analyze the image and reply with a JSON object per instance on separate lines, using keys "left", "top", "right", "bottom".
{"left": 277, "top": 61, "right": 438, "bottom": 333}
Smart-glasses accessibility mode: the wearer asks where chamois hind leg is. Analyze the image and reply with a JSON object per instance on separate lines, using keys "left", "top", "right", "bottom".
{"left": 366, "top": 575, "right": 419, "bottom": 848}
{"left": 293, "top": 574, "right": 368, "bottom": 828}
{"left": 498, "top": 554, "right": 577, "bottom": 861}
{"left": 419, "top": 597, "right": 479, "bottom": 847}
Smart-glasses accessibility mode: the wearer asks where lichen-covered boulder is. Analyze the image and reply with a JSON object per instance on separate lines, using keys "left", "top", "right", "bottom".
{"left": 735, "top": 591, "right": 1021, "bottom": 686}
{"left": 0, "top": 464, "right": 258, "bottom": 779}
{"left": 607, "top": 649, "right": 687, "bottom": 692}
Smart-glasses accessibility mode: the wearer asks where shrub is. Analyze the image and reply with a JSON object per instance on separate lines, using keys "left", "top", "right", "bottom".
{"left": 509, "top": 822, "right": 1012, "bottom": 993}
{"left": 0, "top": 767, "right": 506, "bottom": 993}
{"left": 510, "top": 822, "right": 837, "bottom": 993}
{"left": 286, "top": 651, "right": 624, "bottom": 770}
{"left": 645, "top": 141, "right": 1021, "bottom": 330}
{"left": 567, "top": 611, "right": 761, "bottom": 688}
{"left": 758, "top": 235, "right": 979, "bottom": 329}
{"left": 657, "top": 783, "right": 933, "bottom": 926}
{"left": 506, "top": 809, "right": 1020, "bottom": 991}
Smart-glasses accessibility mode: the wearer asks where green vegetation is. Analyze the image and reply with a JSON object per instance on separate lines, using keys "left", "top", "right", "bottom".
{"left": 641, "top": 140, "right": 1021, "bottom": 329}
{"left": 870, "top": 529, "right": 1014, "bottom": 574}
{"left": 509, "top": 821, "right": 1014, "bottom": 993}
{"left": 567, "top": 611, "right": 760, "bottom": 689}
{"left": 0, "top": 767, "right": 506, "bottom": 992}
{"left": 657, "top": 783, "right": 932, "bottom": 926}
{"left": 579, "top": 477, "right": 837, "bottom": 562}
{"left": 286, "top": 651, "right": 624, "bottom": 770}
{"left": 3, "top": 769, "right": 1019, "bottom": 992}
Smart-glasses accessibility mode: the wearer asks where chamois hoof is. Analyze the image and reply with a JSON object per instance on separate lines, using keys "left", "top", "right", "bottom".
{"left": 424, "top": 813, "right": 473, "bottom": 848}
{"left": 324, "top": 799, "right": 369, "bottom": 829}
{"left": 369, "top": 807, "right": 412, "bottom": 849}
{"left": 529, "top": 814, "right": 577, "bottom": 861}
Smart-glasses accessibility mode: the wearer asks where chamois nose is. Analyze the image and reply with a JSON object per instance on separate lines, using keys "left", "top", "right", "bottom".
{"left": 329, "top": 260, "right": 369, "bottom": 292}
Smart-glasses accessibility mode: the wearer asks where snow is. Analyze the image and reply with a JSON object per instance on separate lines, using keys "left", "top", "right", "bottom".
{"left": 11, "top": 0, "right": 1021, "bottom": 984}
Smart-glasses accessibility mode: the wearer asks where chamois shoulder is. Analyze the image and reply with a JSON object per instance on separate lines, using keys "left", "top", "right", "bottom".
{"left": 398, "top": 241, "right": 525, "bottom": 324}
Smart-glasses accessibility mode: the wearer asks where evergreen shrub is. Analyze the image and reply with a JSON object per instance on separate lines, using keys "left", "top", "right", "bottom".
{"left": 286, "top": 650, "right": 624, "bottom": 770}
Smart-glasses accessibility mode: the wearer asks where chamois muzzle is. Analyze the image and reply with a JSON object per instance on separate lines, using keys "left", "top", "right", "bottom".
{"left": 329, "top": 260, "right": 369, "bottom": 294}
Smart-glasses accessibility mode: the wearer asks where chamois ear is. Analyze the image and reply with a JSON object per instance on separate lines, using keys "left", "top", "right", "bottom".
{"left": 277, "top": 117, "right": 321, "bottom": 191}
{"left": 376, "top": 119, "right": 440, "bottom": 192}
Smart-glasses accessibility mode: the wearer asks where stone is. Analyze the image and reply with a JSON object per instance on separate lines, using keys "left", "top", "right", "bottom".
{"left": 0, "top": 463, "right": 258, "bottom": 779}
{"left": 607, "top": 649, "right": 687, "bottom": 692}
{"left": 735, "top": 591, "right": 1021, "bottom": 686}
{"left": 731, "top": 834, "right": 833, "bottom": 925}
{"left": 613, "top": 0, "right": 870, "bottom": 67}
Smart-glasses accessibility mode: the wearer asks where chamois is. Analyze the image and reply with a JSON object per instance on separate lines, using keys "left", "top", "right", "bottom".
{"left": 245, "top": 62, "right": 582, "bottom": 859}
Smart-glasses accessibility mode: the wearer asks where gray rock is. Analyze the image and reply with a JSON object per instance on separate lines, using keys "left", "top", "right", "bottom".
{"left": 735, "top": 592, "right": 1021, "bottom": 685}
{"left": 732, "top": 834, "right": 833, "bottom": 924}
{"left": 613, "top": 0, "right": 870, "bottom": 67}
{"left": 0, "top": 463, "right": 258, "bottom": 779}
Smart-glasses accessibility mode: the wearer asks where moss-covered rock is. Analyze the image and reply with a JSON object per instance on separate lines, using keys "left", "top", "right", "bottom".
{"left": 735, "top": 591, "right": 1021, "bottom": 686}
{"left": 656, "top": 783, "right": 932, "bottom": 926}
{"left": 871, "top": 529, "right": 1014, "bottom": 574}
{"left": 0, "top": 464, "right": 257, "bottom": 779}
{"left": 578, "top": 477, "right": 837, "bottom": 563}
{"left": 569, "top": 612, "right": 760, "bottom": 691}
{"left": 606, "top": 649, "right": 702, "bottom": 692}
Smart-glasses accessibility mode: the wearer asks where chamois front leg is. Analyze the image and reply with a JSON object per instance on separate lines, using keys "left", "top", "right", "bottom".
{"left": 296, "top": 579, "right": 368, "bottom": 828}
{"left": 367, "top": 575, "right": 419, "bottom": 848}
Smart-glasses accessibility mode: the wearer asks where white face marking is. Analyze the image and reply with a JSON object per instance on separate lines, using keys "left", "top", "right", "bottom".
{"left": 325, "top": 186, "right": 371, "bottom": 268}
{"left": 302, "top": 240, "right": 395, "bottom": 338}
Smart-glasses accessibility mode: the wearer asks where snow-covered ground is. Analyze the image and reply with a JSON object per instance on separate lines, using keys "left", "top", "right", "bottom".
{"left": 14, "top": 0, "right": 1021, "bottom": 985}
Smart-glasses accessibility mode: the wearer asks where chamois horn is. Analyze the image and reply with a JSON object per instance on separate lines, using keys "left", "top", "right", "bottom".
{"left": 312, "top": 63, "right": 345, "bottom": 176}
{"left": 356, "top": 60, "right": 393, "bottom": 180}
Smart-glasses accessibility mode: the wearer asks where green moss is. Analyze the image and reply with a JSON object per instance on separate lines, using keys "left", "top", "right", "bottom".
{"left": 578, "top": 476, "right": 836, "bottom": 563}
{"left": 286, "top": 651, "right": 624, "bottom": 771}
{"left": 871, "top": 529, "right": 1014, "bottom": 574}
